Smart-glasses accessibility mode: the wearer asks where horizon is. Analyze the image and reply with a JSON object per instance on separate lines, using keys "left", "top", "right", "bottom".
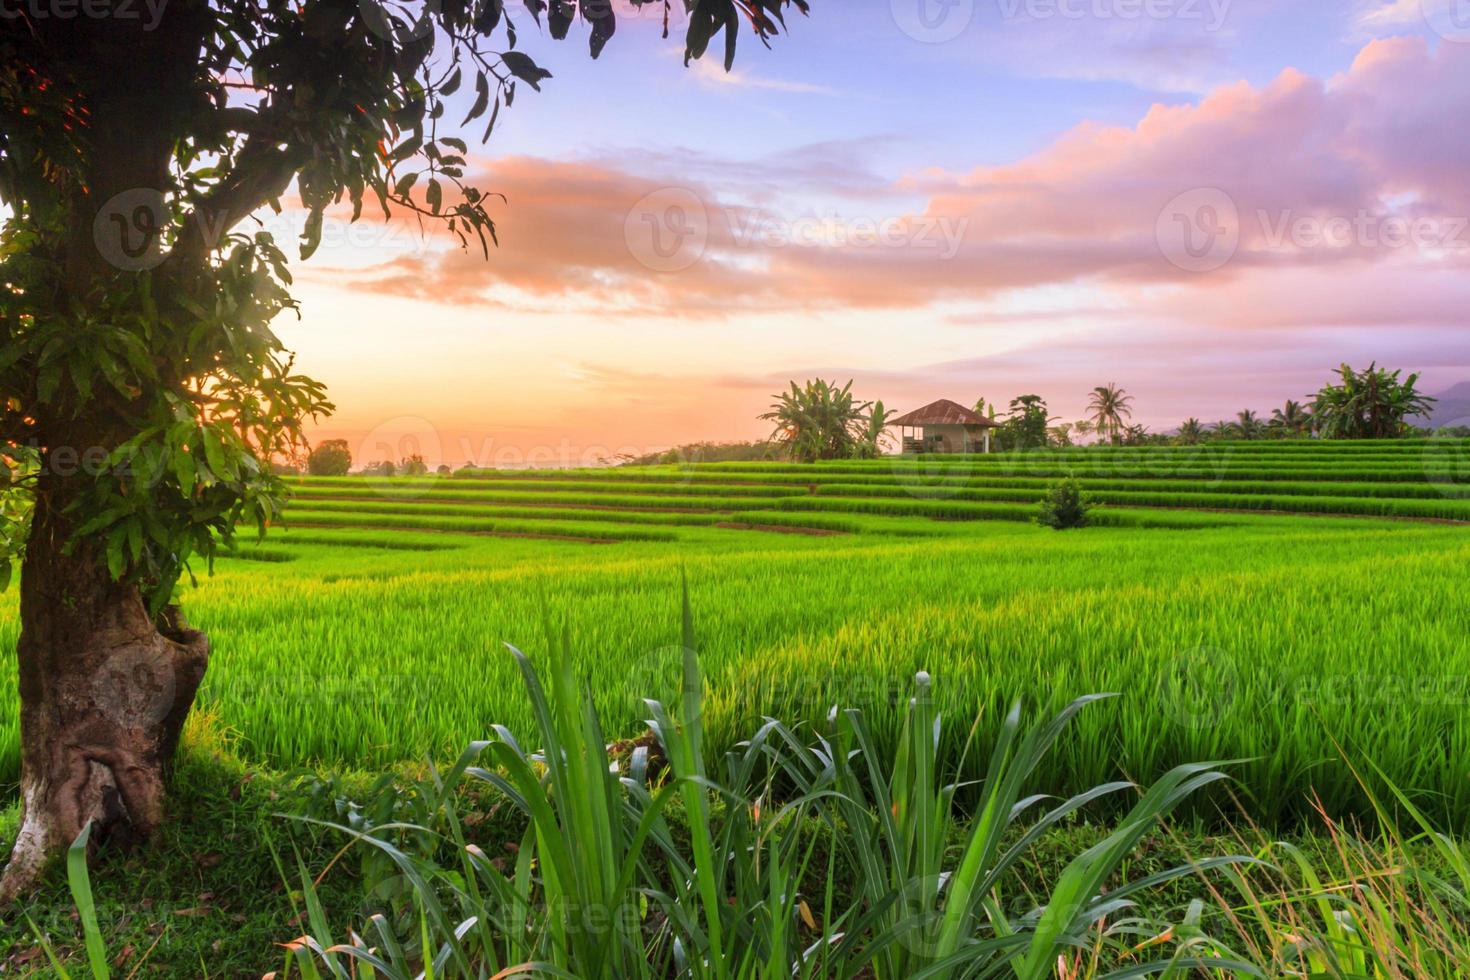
{"left": 262, "top": 1, "right": 1470, "bottom": 464}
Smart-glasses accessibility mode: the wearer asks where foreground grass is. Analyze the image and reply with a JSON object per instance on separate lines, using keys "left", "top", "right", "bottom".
{"left": 8, "top": 670, "right": 1468, "bottom": 977}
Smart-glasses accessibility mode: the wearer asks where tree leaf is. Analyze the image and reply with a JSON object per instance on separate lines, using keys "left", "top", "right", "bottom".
{"left": 463, "top": 71, "right": 491, "bottom": 125}
{"left": 500, "top": 51, "right": 552, "bottom": 91}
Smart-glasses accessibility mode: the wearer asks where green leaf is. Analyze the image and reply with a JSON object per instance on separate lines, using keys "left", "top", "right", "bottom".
{"left": 68, "top": 822, "right": 112, "bottom": 979}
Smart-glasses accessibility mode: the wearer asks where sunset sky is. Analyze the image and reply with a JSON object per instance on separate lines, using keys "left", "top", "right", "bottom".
{"left": 279, "top": 0, "right": 1470, "bottom": 467}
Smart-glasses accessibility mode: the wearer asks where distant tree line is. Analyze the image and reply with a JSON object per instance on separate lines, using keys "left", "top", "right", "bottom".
{"left": 287, "top": 363, "right": 1450, "bottom": 476}
{"left": 752, "top": 363, "right": 1447, "bottom": 462}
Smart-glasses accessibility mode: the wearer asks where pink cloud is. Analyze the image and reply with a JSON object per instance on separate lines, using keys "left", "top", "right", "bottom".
{"left": 323, "top": 37, "right": 1470, "bottom": 330}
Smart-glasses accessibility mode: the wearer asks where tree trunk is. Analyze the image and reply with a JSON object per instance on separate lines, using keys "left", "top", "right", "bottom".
{"left": 0, "top": 493, "right": 208, "bottom": 901}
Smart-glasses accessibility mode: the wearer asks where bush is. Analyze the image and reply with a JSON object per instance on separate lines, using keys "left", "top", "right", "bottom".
{"left": 305, "top": 439, "right": 351, "bottom": 476}
{"left": 1036, "top": 477, "right": 1090, "bottom": 529}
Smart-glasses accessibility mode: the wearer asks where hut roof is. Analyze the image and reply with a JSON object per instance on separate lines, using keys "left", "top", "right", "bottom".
{"left": 888, "top": 399, "right": 998, "bottom": 428}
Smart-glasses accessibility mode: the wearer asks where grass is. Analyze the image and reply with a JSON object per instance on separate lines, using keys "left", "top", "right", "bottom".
{"left": 3, "top": 438, "right": 1470, "bottom": 975}
{"left": 14, "top": 621, "right": 1468, "bottom": 977}
{"left": 3, "top": 440, "right": 1467, "bottom": 829}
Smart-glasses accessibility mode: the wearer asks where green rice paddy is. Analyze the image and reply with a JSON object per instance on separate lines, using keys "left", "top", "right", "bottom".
{"left": 3, "top": 438, "right": 1468, "bottom": 825}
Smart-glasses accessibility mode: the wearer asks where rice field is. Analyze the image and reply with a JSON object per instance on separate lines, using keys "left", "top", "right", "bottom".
{"left": 2, "top": 438, "right": 1468, "bottom": 825}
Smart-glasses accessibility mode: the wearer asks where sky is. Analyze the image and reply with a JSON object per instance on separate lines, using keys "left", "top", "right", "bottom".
{"left": 277, "top": 0, "right": 1470, "bottom": 467}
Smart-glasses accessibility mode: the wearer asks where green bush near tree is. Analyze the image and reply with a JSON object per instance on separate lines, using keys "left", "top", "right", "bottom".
{"left": 1036, "top": 477, "right": 1091, "bottom": 529}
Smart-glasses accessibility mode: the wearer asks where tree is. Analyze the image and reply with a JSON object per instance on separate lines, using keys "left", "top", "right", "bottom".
{"left": 1269, "top": 400, "right": 1312, "bottom": 437}
{"left": 1121, "top": 423, "right": 1150, "bottom": 446}
{"left": 400, "top": 454, "right": 429, "bottom": 476}
{"left": 760, "top": 379, "right": 869, "bottom": 463}
{"left": 1176, "top": 418, "right": 1204, "bottom": 445}
{"left": 997, "top": 394, "right": 1054, "bottom": 451}
{"left": 1086, "top": 383, "right": 1134, "bottom": 445}
{"left": 1234, "top": 409, "right": 1264, "bottom": 440}
{"left": 306, "top": 439, "right": 353, "bottom": 476}
{"left": 0, "top": 0, "right": 810, "bottom": 896}
{"left": 1310, "top": 363, "right": 1436, "bottom": 439}
{"left": 853, "top": 400, "right": 894, "bottom": 459}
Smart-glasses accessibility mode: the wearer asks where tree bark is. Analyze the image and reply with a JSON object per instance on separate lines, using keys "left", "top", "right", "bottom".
{"left": 1, "top": 13, "right": 218, "bottom": 899}
{"left": 0, "top": 489, "right": 208, "bottom": 901}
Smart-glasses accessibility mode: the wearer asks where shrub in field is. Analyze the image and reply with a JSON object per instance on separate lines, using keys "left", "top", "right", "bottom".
{"left": 1037, "top": 477, "right": 1091, "bottom": 529}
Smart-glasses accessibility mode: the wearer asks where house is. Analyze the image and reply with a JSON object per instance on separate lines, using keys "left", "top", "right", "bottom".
{"left": 888, "top": 398, "right": 999, "bottom": 454}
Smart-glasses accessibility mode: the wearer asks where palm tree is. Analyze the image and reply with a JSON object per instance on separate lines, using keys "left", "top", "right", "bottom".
{"left": 1269, "top": 399, "right": 1312, "bottom": 437}
{"left": 1208, "top": 420, "right": 1233, "bottom": 439}
{"left": 1073, "top": 419, "right": 1095, "bottom": 443}
{"left": 1234, "top": 409, "right": 1264, "bottom": 440}
{"left": 1086, "top": 384, "right": 1134, "bottom": 445}
{"left": 1176, "top": 418, "right": 1203, "bottom": 445}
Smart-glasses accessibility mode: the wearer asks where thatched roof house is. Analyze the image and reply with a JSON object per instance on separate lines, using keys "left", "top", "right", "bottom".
{"left": 888, "top": 398, "right": 998, "bottom": 454}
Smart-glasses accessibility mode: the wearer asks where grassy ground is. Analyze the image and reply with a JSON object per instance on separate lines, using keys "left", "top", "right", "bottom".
{"left": 3, "top": 443, "right": 1468, "bottom": 827}
{"left": 2, "top": 440, "right": 1468, "bottom": 971}
{"left": 6, "top": 719, "right": 1462, "bottom": 977}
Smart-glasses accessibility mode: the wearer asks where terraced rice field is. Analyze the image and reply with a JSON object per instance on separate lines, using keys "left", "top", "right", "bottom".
{"left": 3, "top": 438, "right": 1468, "bottom": 825}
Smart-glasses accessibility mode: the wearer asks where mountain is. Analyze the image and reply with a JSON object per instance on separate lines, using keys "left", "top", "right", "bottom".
{"left": 1413, "top": 381, "right": 1470, "bottom": 429}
